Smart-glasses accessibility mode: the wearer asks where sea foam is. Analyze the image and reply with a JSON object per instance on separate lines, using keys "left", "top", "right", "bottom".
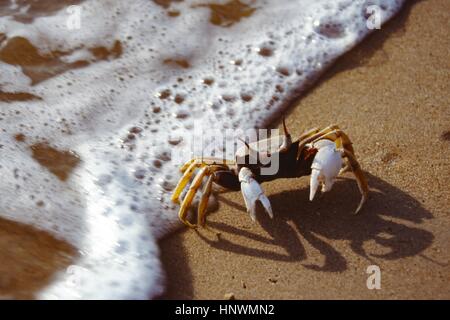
{"left": 0, "top": 0, "right": 404, "bottom": 299}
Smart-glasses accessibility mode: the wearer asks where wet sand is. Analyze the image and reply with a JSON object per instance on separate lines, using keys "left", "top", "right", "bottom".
{"left": 0, "top": 219, "right": 76, "bottom": 299}
{"left": 159, "top": 0, "right": 450, "bottom": 299}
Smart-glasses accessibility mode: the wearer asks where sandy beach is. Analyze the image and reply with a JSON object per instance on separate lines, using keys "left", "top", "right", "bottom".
{"left": 159, "top": 0, "right": 450, "bottom": 299}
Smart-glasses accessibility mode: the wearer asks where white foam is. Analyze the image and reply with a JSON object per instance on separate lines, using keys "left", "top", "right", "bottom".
{"left": 0, "top": 0, "right": 404, "bottom": 299}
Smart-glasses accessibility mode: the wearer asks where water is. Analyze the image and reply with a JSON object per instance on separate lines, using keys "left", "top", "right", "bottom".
{"left": 0, "top": 0, "right": 404, "bottom": 299}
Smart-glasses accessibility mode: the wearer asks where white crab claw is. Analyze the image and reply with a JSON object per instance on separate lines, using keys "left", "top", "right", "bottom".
{"left": 309, "top": 140, "right": 343, "bottom": 201}
{"left": 309, "top": 168, "right": 320, "bottom": 201}
{"left": 239, "top": 167, "right": 273, "bottom": 221}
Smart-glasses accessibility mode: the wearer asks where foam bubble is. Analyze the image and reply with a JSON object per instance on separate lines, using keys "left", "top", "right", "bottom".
{"left": 0, "top": 0, "right": 404, "bottom": 299}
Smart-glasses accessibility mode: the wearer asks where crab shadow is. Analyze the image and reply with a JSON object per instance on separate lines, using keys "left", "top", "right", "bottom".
{"left": 200, "top": 172, "right": 434, "bottom": 272}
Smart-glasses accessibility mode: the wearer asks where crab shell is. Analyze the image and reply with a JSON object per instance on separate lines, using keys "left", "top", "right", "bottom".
{"left": 234, "top": 135, "right": 285, "bottom": 165}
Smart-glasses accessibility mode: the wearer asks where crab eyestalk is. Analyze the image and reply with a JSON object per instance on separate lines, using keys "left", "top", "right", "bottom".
{"left": 279, "top": 118, "right": 292, "bottom": 152}
{"left": 309, "top": 140, "right": 343, "bottom": 201}
{"left": 238, "top": 167, "right": 273, "bottom": 221}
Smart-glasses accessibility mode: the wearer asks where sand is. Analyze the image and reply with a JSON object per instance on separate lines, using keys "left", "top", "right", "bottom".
{"left": 0, "top": 0, "right": 448, "bottom": 299}
{"left": 159, "top": 0, "right": 450, "bottom": 299}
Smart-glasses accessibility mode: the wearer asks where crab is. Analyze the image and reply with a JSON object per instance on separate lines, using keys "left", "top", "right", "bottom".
{"left": 171, "top": 119, "right": 369, "bottom": 228}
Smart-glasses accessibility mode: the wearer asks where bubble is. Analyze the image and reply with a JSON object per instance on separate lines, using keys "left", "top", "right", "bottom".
{"left": 276, "top": 66, "right": 292, "bottom": 77}
{"left": 174, "top": 110, "right": 189, "bottom": 119}
{"left": 159, "top": 177, "right": 175, "bottom": 192}
{"left": 168, "top": 136, "right": 183, "bottom": 145}
{"left": 240, "top": 92, "right": 253, "bottom": 102}
{"left": 221, "top": 94, "right": 237, "bottom": 103}
{"left": 255, "top": 41, "right": 276, "bottom": 57}
{"left": 133, "top": 168, "right": 146, "bottom": 179}
{"left": 174, "top": 94, "right": 185, "bottom": 104}
{"left": 155, "top": 89, "right": 171, "bottom": 99}
{"left": 313, "top": 18, "right": 347, "bottom": 38}
{"left": 202, "top": 78, "right": 214, "bottom": 86}
{"left": 230, "top": 59, "right": 243, "bottom": 66}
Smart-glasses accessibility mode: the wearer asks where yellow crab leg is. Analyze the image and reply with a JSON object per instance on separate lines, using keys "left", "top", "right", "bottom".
{"left": 173, "top": 158, "right": 231, "bottom": 203}
{"left": 171, "top": 161, "right": 199, "bottom": 203}
{"left": 310, "top": 129, "right": 355, "bottom": 155}
{"left": 198, "top": 175, "right": 214, "bottom": 226}
{"left": 180, "top": 157, "right": 235, "bottom": 173}
{"left": 335, "top": 131, "right": 355, "bottom": 174}
{"left": 339, "top": 148, "right": 369, "bottom": 214}
{"left": 178, "top": 167, "right": 209, "bottom": 228}
{"left": 298, "top": 127, "right": 320, "bottom": 141}
{"left": 180, "top": 158, "right": 199, "bottom": 172}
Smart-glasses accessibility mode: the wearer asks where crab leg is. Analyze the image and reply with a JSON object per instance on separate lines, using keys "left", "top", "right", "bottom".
{"left": 178, "top": 167, "right": 210, "bottom": 228}
{"left": 198, "top": 175, "right": 214, "bottom": 226}
{"left": 180, "top": 157, "right": 235, "bottom": 173}
{"left": 172, "top": 158, "right": 230, "bottom": 203}
{"left": 339, "top": 148, "right": 369, "bottom": 214}
{"left": 171, "top": 161, "right": 199, "bottom": 203}
{"left": 298, "top": 127, "right": 320, "bottom": 141}
{"left": 310, "top": 129, "right": 355, "bottom": 154}
{"left": 177, "top": 165, "right": 226, "bottom": 228}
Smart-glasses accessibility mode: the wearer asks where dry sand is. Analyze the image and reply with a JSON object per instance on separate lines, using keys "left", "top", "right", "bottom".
{"left": 0, "top": 0, "right": 448, "bottom": 300}
{"left": 159, "top": 0, "right": 450, "bottom": 299}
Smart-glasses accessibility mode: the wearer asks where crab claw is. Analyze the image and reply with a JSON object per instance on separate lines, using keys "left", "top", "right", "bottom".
{"left": 309, "top": 140, "right": 343, "bottom": 201}
{"left": 238, "top": 167, "right": 273, "bottom": 221}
